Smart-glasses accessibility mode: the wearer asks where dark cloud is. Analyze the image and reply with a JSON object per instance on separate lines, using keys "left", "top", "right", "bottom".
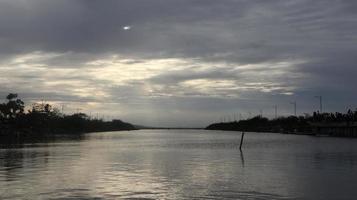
{"left": 1, "top": 0, "right": 355, "bottom": 62}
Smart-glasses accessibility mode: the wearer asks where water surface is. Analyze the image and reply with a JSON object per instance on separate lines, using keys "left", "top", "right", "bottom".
{"left": 1, "top": 130, "right": 357, "bottom": 199}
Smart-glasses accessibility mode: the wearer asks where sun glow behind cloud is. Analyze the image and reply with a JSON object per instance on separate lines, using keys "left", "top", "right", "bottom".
{"left": 0, "top": 51, "right": 304, "bottom": 125}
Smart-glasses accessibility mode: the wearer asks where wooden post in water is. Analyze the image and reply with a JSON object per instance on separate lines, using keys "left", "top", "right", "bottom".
{"left": 239, "top": 132, "right": 245, "bottom": 150}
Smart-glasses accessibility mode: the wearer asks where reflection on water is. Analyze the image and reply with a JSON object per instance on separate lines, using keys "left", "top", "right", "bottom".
{"left": 240, "top": 149, "right": 245, "bottom": 168}
{"left": 1, "top": 130, "right": 357, "bottom": 199}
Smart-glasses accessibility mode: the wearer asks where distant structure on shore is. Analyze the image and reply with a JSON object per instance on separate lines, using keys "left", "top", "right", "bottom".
{"left": 312, "top": 122, "right": 357, "bottom": 137}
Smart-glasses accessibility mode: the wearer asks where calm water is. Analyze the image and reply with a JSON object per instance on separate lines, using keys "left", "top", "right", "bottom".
{"left": 1, "top": 130, "right": 357, "bottom": 199}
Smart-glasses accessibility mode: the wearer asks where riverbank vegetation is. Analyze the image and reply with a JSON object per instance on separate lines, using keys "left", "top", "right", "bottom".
{"left": 0, "top": 93, "right": 135, "bottom": 141}
{"left": 206, "top": 109, "right": 357, "bottom": 135}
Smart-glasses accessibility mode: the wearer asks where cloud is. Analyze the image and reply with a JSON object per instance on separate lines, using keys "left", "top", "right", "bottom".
{"left": 0, "top": 0, "right": 357, "bottom": 126}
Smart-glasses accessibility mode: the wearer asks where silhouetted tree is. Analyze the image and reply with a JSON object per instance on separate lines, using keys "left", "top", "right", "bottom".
{"left": 0, "top": 93, "right": 24, "bottom": 119}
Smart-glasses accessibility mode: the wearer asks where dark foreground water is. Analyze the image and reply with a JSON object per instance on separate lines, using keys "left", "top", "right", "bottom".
{"left": 1, "top": 130, "right": 357, "bottom": 199}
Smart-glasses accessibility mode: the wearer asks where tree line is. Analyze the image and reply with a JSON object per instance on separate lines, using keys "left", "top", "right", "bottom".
{"left": 206, "top": 109, "right": 357, "bottom": 134}
{"left": 0, "top": 93, "right": 135, "bottom": 138}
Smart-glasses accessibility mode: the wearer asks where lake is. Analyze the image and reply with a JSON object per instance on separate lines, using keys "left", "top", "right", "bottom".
{"left": 1, "top": 129, "right": 357, "bottom": 199}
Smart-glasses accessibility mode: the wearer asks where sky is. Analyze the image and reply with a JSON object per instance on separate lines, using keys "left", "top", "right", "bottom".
{"left": 0, "top": 0, "right": 357, "bottom": 127}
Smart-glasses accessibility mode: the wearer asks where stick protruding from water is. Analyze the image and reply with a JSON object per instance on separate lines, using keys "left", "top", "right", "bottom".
{"left": 239, "top": 132, "right": 245, "bottom": 150}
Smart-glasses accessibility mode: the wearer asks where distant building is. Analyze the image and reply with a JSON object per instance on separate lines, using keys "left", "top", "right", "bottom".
{"left": 312, "top": 122, "right": 357, "bottom": 137}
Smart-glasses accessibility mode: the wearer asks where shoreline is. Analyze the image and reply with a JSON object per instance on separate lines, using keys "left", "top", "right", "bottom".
{"left": 0, "top": 128, "right": 137, "bottom": 144}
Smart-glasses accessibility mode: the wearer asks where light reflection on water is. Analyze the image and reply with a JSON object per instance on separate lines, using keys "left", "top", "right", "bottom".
{"left": 1, "top": 130, "right": 357, "bottom": 199}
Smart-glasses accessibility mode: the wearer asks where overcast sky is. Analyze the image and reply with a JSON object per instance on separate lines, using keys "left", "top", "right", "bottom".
{"left": 1, "top": 0, "right": 357, "bottom": 127}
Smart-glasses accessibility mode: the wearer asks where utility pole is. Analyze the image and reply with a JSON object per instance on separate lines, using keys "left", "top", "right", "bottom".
{"left": 259, "top": 109, "right": 263, "bottom": 117}
{"left": 315, "top": 96, "right": 322, "bottom": 112}
{"left": 61, "top": 104, "right": 65, "bottom": 113}
{"left": 274, "top": 105, "right": 278, "bottom": 119}
{"left": 290, "top": 101, "right": 297, "bottom": 116}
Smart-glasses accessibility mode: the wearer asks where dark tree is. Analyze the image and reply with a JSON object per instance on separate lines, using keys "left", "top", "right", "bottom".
{"left": 0, "top": 93, "right": 24, "bottom": 119}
